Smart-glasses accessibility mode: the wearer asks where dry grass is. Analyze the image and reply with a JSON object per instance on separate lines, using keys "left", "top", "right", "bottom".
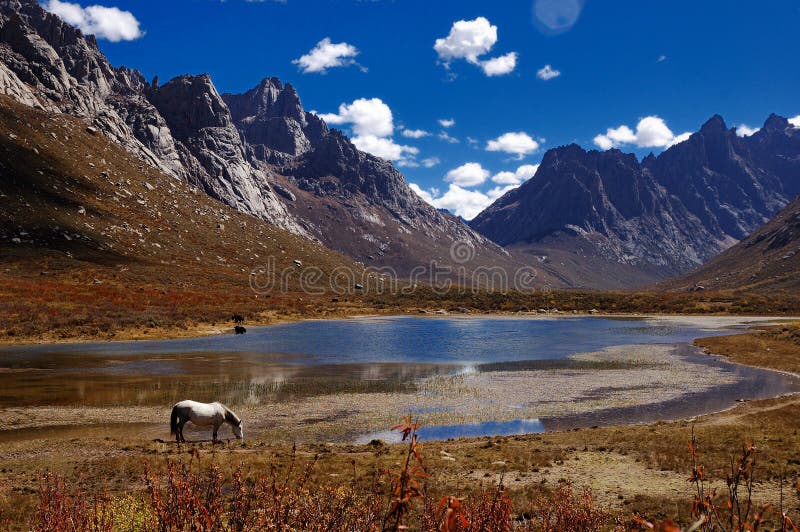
{"left": 695, "top": 322, "right": 800, "bottom": 374}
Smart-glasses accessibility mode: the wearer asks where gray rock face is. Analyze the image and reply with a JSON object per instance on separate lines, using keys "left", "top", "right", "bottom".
{"left": 0, "top": 0, "right": 506, "bottom": 277}
{"left": 222, "top": 77, "right": 327, "bottom": 159}
{"left": 472, "top": 115, "right": 800, "bottom": 280}
{"left": 146, "top": 74, "right": 302, "bottom": 231}
{"left": 471, "top": 145, "right": 714, "bottom": 275}
{"left": 0, "top": 0, "right": 301, "bottom": 234}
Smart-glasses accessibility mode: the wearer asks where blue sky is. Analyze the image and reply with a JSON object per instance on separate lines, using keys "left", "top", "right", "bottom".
{"left": 44, "top": 0, "right": 800, "bottom": 218}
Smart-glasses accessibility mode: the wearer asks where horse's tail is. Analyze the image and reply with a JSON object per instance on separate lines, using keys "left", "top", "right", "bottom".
{"left": 170, "top": 405, "right": 179, "bottom": 435}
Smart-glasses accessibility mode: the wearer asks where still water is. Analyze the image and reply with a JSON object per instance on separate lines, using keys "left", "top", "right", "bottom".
{"left": 0, "top": 316, "right": 797, "bottom": 440}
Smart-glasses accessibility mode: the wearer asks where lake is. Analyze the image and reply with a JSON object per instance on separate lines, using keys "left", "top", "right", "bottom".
{"left": 0, "top": 316, "right": 797, "bottom": 441}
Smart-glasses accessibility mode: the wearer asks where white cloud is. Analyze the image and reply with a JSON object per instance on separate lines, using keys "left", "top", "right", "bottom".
{"left": 434, "top": 17, "right": 497, "bottom": 64}
{"left": 401, "top": 128, "right": 431, "bottom": 139}
{"left": 421, "top": 157, "right": 441, "bottom": 168}
{"left": 491, "top": 164, "right": 539, "bottom": 185}
{"left": 410, "top": 182, "right": 515, "bottom": 220}
{"left": 666, "top": 131, "right": 692, "bottom": 147}
{"left": 318, "top": 97, "right": 393, "bottom": 137}
{"left": 657, "top": 55, "right": 667, "bottom": 63}
{"left": 433, "top": 17, "right": 517, "bottom": 77}
{"left": 788, "top": 115, "right": 800, "bottom": 128}
{"left": 481, "top": 52, "right": 518, "bottom": 76}
{"left": 352, "top": 135, "right": 418, "bottom": 162}
{"left": 536, "top": 64, "right": 561, "bottom": 80}
{"left": 593, "top": 116, "right": 690, "bottom": 150}
{"left": 736, "top": 124, "right": 760, "bottom": 137}
{"left": 43, "top": 0, "right": 143, "bottom": 42}
{"left": 292, "top": 37, "right": 362, "bottom": 74}
{"left": 438, "top": 118, "right": 455, "bottom": 128}
{"left": 487, "top": 184, "right": 518, "bottom": 200}
{"left": 318, "top": 97, "right": 418, "bottom": 164}
{"left": 431, "top": 184, "right": 495, "bottom": 219}
{"left": 444, "top": 162, "right": 490, "bottom": 187}
{"left": 438, "top": 131, "right": 459, "bottom": 144}
{"left": 412, "top": 163, "right": 534, "bottom": 220}
{"left": 409, "top": 183, "right": 435, "bottom": 203}
{"left": 486, "top": 132, "right": 539, "bottom": 158}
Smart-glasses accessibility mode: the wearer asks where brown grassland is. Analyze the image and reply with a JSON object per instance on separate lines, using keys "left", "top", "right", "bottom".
{"left": 0, "top": 324, "right": 798, "bottom": 530}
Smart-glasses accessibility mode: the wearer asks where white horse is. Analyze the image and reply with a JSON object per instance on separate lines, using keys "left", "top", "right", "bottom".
{"left": 170, "top": 400, "right": 244, "bottom": 443}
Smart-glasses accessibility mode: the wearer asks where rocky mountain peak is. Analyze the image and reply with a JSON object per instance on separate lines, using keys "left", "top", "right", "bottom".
{"left": 222, "top": 76, "right": 326, "bottom": 158}
{"left": 699, "top": 113, "right": 727, "bottom": 133}
{"left": 762, "top": 113, "right": 791, "bottom": 133}
{"left": 148, "top": 74, "right": 233, "bottom": 141}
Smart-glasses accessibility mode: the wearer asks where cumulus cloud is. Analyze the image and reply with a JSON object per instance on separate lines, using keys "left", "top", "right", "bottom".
{"left": 409, "top": 183, "right": 435, "bottom": 204}
{"left": 43, "top": 0, "right": 143, "bottom": 42}
{"left": 444, "top": 162, "right": 490, "bottom": 187}
{"left": 491, "top": 164, "right": 539, "bottom": 185}
{"left": 788, "top": 115, "right": 800, "bottom": 128}
{"left": 318, "top": 97, "right": 393, "bottom": 137}
{"left": 481, "top": 52, "right": 518, "bottom": 76}
{"left": 434, "top": 17, "right": 518, "bottom": 77}
{"left": 353, "top": 135, "right": 418, "bottom": 162}
{"left": 657, "top": 55, "right": 667, "bottom": 63}
{"left": 427, "top": 184, "right": 495, "bottom": 219}
{"left": 536, "top": 64, "right": 561, "bottom": 80}
{"left": 411, "top": 163, "right": 534, "bottom": 219}
{"left": 421, "top": 157, "right": 441, "bottom": 168}
{"left": 318, "top": 97, "right": 418, "bottom": 164}
{"left": 593, "top": 116, "right": 691, "bottom": 150}
{"left": 438, "top": 131, "right": 459, "bottom": 144}
{"left": 409, "top": 181, "right": 519, "bottom": 220}
{"left": 736, "top": 124, "right": 760, "bottom": 137}
{"left": 401, "top": 128, "right": 431, "bottom": 139}
{"left": 438, "top": 118, "right": 455, "bottom": 128}
{"left": 667, "top": 132, "right": 692, "bottom": 147}
{"left": 486, "top": 132, "right": 540, "bottom": 158}
{"left": 292, "top": 37, "right": 363, "bottom": 74}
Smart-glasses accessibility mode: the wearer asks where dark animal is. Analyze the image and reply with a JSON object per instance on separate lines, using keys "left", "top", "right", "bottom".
{"left": 234, "top": 325, "right": 246, "bottom": 334}
{"left": 232, "top": 314, "right": 244, "bottom": 324}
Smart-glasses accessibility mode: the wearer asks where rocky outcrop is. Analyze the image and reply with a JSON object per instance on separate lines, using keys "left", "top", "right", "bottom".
{"left": 0, "top": 0, "right": 301, "bottom": 233}
{"left": 0, "top": 0, "right": 513, "bottom": 279}
{"left": 663, "top": 194, "right": 800, "bottom": 293}
{"left": 471, "top": 115, "right": 800, "bottom": 284}
{"left": 222, "top": 77, "right": 326, "bottom": 159}
{"left": 146, "top": 75, "right": 302, "bottom": 230}
{"left": 644, "top": 115, "right": 787, "bottom": 240}
{"left": 471, "top": 145, "right": 714, "bottom": 276}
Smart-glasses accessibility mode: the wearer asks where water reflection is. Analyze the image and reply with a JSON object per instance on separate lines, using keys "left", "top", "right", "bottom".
{"left": 358, "top": 418, "right": 546, "bottom": 443}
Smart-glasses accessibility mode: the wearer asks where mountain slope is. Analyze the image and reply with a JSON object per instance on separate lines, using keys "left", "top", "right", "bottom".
{"left": 0, "top": 95, "right": 358, "bottom": 340}
{"left": 661, "top": 194, "right": 800, "bottom": 293}
{"left": 0, "top": 0, "right": 516, "bottom": 280}
{"left": 471, "top": 115, "right": 800, "bottom": 288}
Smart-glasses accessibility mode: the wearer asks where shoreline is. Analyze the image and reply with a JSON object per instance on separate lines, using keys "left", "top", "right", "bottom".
{"left": 1, "top": 321, "right": 798, "bottom": 524}
{"left": 0, "top": 310, "right": 794, "bottom": 348}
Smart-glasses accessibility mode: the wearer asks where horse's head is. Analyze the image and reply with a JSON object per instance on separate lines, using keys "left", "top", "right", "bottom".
{"left": 233, "top": 421, "right": 244, "bottom": 440}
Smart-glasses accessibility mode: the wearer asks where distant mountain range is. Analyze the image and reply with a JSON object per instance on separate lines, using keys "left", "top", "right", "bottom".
{"left": 470, "top": 114, "right": 800, "bottom": 287}
{"left": 1, "top": 0, "right": 799, "bottom": 291}
{"left": 661, "top": 193, "right": 800, "bottom": 293}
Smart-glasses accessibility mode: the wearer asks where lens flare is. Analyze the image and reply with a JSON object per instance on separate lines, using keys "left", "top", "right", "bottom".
{"left": 532, "top": 0, "right": 585, "bottom": 35}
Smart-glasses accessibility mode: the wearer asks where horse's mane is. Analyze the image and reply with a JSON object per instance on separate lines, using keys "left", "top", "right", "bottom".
{"left": 221, "top": 404, "right": 241, "bottom": 425}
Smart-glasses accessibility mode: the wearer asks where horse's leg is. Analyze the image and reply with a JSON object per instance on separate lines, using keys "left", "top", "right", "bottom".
{"left": 178, "top": 420, "right": 187, "bottom": 443}
{"left": 212, "top": 422, "right": 220, "bottom": 443}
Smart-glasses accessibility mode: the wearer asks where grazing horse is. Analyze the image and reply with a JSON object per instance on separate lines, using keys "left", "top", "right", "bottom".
{"left": 170, "top": 400, "right": 244, "bottom": 443}
{"left": 234, "top": 325, "right": 247, "bottom": 334}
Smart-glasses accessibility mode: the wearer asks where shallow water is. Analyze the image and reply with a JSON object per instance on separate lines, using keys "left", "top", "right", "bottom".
{"left": 0, "top": 316, "right": 797, "bottom": 441}
{"left": 0, "top": 316, "right": 722, "bottom": 407}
